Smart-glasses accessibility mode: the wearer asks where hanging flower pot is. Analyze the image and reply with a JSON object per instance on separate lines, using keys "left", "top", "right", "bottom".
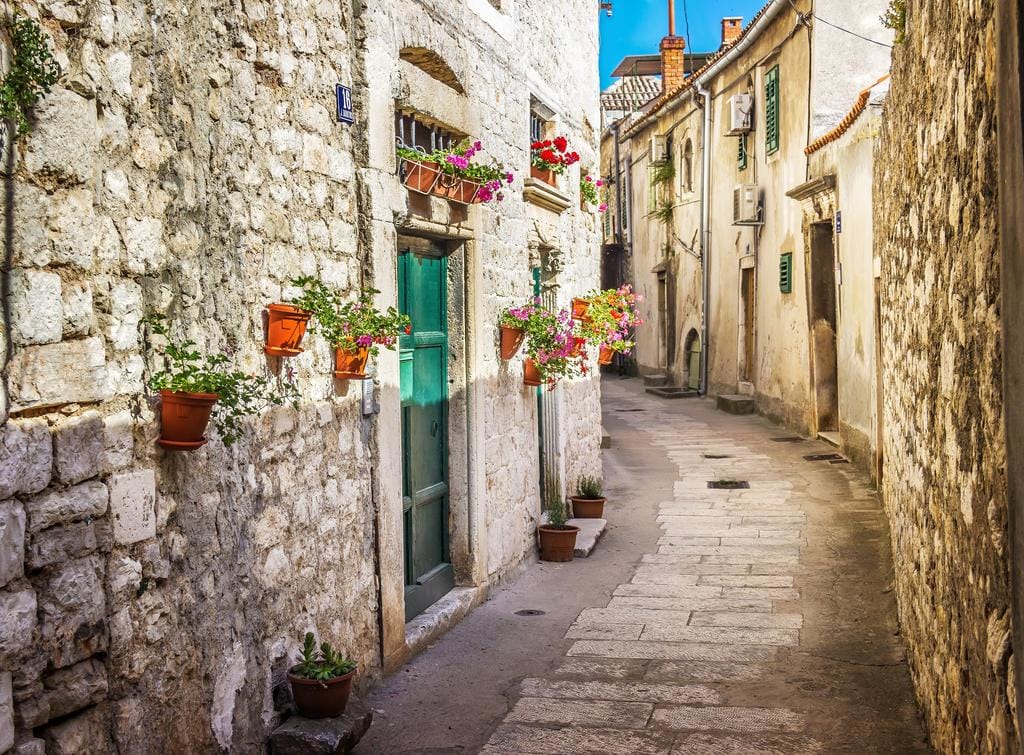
{"left": 500, "top": 326, "right": 525, "bottom": 359}
{"left": 334, "top": 347, "right": 369, "bottom": 380}
{"left": 570, "top": 336, "right": 586, "bottom": 358}
{"left": 571, "top": 298, "right": 591, "bottom": 321}
{"left": 438, "top": 175, "right": 483, "bottom": 205}
{"left": 530, "top": 165, "right": 557, "bottom": 186}
{"left": 538, "top": 524, "right": 580, "bottom": 562}
{"left": 157, "top": 390, "right": 219, "bottom": 450}
{"left": 524, "top": 359, "right": 543, "bottom": 386}
{"left": 598, "top": 346, "right": 614, "bottom": 365}
{"left": 401, "top": 158, "right": 442, "bottom": 194}
{"left": 265, "top": 304, "right": 312, "bottom": 357}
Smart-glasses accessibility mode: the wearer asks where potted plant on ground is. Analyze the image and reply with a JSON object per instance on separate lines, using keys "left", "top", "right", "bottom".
{"left": 324, "top": 288, "right": 411, "bottom": 379}
{"left": 146, "top": 316, "right": 294, "bottom": 450}
{"left": 571, "top": 475, "right": 606, "bottom": 519}
{"left": 520, "top": 303, "right": 588, "bottom": 388}
{"left": 538, "top": 482, "right": 579, "bottom": 562}
{"left": 530, "top": 135, "right": 580, "bottom": 186}
{"left": 498, "top": 303, "right": 532, "bottom": 359}
{"left": 580, "top": 174, "right": 608, "bottom": 214}
{"left": 287, "top": 632, "right": 358, "bottom": 719}
{"left": 397, "top": 139, "right": 513, "bottom": 205}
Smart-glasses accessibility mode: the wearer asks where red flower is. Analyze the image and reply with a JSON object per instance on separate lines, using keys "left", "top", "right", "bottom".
{"left": 531, "top": 141, "right": 544, "bottom": 150}
{"left": 540, "top": 149, "right": 557, "bottom": 163}
{"left": 553, "top": 135, "right": 568, "bottom": 152}
{"left": 404, "top": 324, "right": 412, "bottom": 334}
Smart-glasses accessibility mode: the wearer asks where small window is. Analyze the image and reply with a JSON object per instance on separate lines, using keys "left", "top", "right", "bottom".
{"left": 682, "top": 139, "right": 694, "bottom": 193}
{"left": 779, "top": 252, "right": 793, "bottom": 293}
{"left": 395, "top": 111, "right": 459, "bottom": 153}
{"left": 738, "top": 134, "right": 748, "bottom": 170}
{"left": 765, "top": 65, "right": 780, "bottom": 155}
{"left": 530, "top": 110, "right": 545, "bottom": 143}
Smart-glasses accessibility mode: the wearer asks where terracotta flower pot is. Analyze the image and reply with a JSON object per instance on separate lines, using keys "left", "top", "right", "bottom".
{"left": 530, "top": 165, "right": 557, "bottom": 186}
{"left": 157, "top": 390, "right": 219, "bottom": 450}
{"left": 265, "top": 304, "right": 312, "bottom": 357}
{"left": 571, "top": 496, "right": 606, "bottom": 519}
{"left": 598, "top": 346, "right": 614, "bottom": 365}
{"left": 334, "top": 347, "right": 369, "bottom": 379}
{"left": 288, "top": 667, "right": 357, "bottom": 719}
{"left": 500, "top": 326, "right": 525, "bottom": 359}
{"left": 402, "top": 159, "right": 441, "bottom": 194}
{"left": 439, "top": 176, "right": 483, "bottom": 204}
{"left": 524, "top": 358, "right": 543, "bottom": 386}
{"left": 570, "top": 336, "right": 586, "bottom": 358}
{"left": 571, "top": 298, "right": 591, "bottom": 321}
{"left": 538, "top": 525, "right": 580, "bottom": 562}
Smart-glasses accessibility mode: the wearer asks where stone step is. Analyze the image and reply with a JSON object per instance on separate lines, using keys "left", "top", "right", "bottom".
{"left": 643, "top": 374, "right": 669, "bottom": 387}
{"left": 570, "top": 518, "right": 607, "bottom": 557}
{"left": 717, "top": 394, "right": 755, "bottom": 415}
{"left": 646, "top": 386, "right": 699, "bottom": 399}
{"left": 270, "top": 701, "right": 373, "bottom": 754}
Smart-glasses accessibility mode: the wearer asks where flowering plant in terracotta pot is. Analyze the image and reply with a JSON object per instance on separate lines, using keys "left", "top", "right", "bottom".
{"left": 397, "top": 139, "right": 513, "bottom": 204}
{"left": 580, "top": 174, "right": 608, "bottom": 213}
{"left": 146, "top": 316, "right": 294, "bottom": 449}
{"left": 531, "top": 135, "right": 580, "bottom": 176}
{"left": 287, "top": 632, "right": 357, "bottom": 719}
{"left": 575, "top": 285, "right": 643, "bottom": 364}
{"left": 520, "top": 302, "right": 588, "bottom": 387}
{"left": 498, "top": 303, "right": 535, "bottom": 359}
{"left": 323, "top": 288, "right": 411, "bottom": 379}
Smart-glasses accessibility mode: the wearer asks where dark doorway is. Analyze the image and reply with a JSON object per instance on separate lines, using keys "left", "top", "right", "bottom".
{"left": 740, "top": 267, "right": 756, "bottom": 382}
{"left": 809, "top": 222, "right": 839, "bottom": 432}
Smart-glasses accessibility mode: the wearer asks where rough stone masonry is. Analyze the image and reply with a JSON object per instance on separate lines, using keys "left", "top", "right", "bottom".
{"left": 0, "top": 0, "right": 603, "bottom": 751}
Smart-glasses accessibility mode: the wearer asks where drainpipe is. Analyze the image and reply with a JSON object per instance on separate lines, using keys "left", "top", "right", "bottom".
{"left": 697, "top": 84, "right": 712, "bottom": 396}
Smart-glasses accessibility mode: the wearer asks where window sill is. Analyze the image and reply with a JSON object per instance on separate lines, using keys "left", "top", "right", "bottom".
{"left": 523, "top": 177, "right": 572, "bottom": 214}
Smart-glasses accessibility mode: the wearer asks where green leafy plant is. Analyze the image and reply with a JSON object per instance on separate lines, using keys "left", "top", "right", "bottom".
{"left": 145, "top": 315, "right": 295, "bottom": 446}
{"left": 544, "top": 481, "right": 570, "bottom": 529}
{"left": 291, "top": 632, "right": 356, "bottom": 682}
{"left": 0, "top": 14, "right": 61, "bottom": 134}
{"left": 577, "top": 475, "right": 603, "bottom": 499}
{"left": 881, "top": 0, "right": 906, "bottom": 44}
{"left": 651, "top": 160, "right": 675, "bottom": 186}
{"left": 575, "top": 286, "right": 643, "bottom": 355}
{"left": 289, "top": 278, "right": 410, "bottom": 357}
{"left": 655, "top": 200, "right": 675, "bottom": 226}
{"left": 513, "top": 302, "right": 587, "bottom": 384}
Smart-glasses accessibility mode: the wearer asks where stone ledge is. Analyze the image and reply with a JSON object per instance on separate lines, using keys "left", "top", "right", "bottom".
{"left": 717, "top": 394, "right": 755, "bottom": 415}
{"left": 570, "top": 518, "right": 607, "bottom": 557}
{"left": 403, "top": 585, "right": 487, "bottom": 663}
{"left": 523, "top": 178, "right": 572, "bottom": 214}
{"left": 269, "top": 703, "right": 372, "bottom": 755}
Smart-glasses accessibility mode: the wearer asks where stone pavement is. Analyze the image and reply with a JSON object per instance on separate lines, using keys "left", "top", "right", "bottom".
{"left": 356, "top": 378, "right": 930, "bottom": 754}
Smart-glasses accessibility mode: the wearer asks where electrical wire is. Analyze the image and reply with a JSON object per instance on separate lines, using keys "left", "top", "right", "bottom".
{"left": 787, "top": 0, "right": 892, "bottom": 49}
{"left": 681, "top": 0, "right": 693, "bottom": 78}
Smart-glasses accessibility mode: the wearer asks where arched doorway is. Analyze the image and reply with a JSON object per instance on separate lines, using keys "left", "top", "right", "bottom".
{"left": 684, "top": 329, "right": 701, "bottom": 391}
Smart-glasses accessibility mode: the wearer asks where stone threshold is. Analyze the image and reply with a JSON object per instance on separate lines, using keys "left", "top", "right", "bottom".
{"left": 404, "top": 584, "right": 488, "bottom": 661}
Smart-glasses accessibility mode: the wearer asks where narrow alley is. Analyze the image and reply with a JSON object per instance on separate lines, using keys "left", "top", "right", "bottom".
{"left": 356, "top": 379, "right": 929, "bottom": 754}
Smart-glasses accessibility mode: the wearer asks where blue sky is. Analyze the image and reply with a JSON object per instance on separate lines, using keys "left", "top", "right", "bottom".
{"left": 599, "top": 0, "right": 768, "bottom": 88}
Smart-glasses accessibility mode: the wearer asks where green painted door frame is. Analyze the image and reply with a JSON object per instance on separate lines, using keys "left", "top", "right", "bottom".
{"left": 399, "top": 247, "right": 454, "bottom": 621}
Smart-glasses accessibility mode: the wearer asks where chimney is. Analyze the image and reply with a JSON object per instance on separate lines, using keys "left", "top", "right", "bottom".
{"left": 721, "top": 17, "right": 743, "bottom": 47}
{"left": 660, "top": 35, "right": 687, "bottom": 95}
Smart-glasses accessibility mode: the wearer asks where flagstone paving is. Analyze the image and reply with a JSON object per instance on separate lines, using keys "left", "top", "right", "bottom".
{"left": 355, "top": 378, "right": 930, "bottom": 753}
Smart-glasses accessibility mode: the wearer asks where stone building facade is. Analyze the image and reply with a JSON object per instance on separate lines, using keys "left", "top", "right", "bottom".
{"left": 0, "top": 0, "right": 603, "bottom": 750}
{"left": 875, "top": 0, "right": 1019, "bottom": 749}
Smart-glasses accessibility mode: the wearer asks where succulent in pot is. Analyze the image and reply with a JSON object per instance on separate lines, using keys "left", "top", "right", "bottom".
{"left": 537, "top": 482, "right": 579, "bottom": 562}
{"left": 288, "top": 632, "right": 358, "bottom": 719}
{"left": 145, "top": 316, "right": 295, "bottom": 450}
{"left": 571, "top": 474, "right": 606, "bottom": 519}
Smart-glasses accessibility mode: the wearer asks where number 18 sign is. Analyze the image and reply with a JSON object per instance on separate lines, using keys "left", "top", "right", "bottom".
{"left": 335, "top": 84, "right": 354, "bottom": 124}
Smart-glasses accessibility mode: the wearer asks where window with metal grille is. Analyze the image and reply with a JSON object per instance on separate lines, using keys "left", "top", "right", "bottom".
{"left": 765, "top": 66, "right": 780, "bottom": 155}
{"left": 779, "top": 252, "right": 793, "bottom": 293}
{"left": 395, "top": 112, "right": 459, "bottom": 153}
{"left": 530, "top": 111, "right": 545, "bottom": 143}
{"left": 738, "top": 134, "right": 748, "bottom": 170}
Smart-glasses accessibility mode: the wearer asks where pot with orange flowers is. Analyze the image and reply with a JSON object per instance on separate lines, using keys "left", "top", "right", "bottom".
{"left": 530, "top": 135, "right": 580, "bottom": 187}
{"left": 576, "top": 285, "right": 644, "bottom": 366}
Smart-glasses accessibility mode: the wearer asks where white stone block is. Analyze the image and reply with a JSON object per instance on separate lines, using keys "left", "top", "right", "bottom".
{"left": 53, "top": 411, "right": 104, "bottom": 484}
{"left": 109, "top": 470, "right": 156, "bottom": 545}
{"left": 7, "top": 336, "right": 110, "bottom": 411}
{"left": 101, "top": 410, "right": 134, "bottom": 473}
{"left": 3, "top": 182, "right": 50, "bottom": 267}
{"left": 26, "top": 480, "right": 108, "bottom": 533}
{"left": 0, "top": 588, "right": 37, "bottom": 656}
{"left": 9, "top": 269, "right": 62, "bottom": 345}
{"left": 0, "top": 418, "right": 52, "bottom": 499}
{"left": 107, "top": 280, "right": 143, "bottom": 351}
{"left": 62, "top": 281, "right": 94, "bottom": 338}
{"left": 0, "top": 502, "right": 25, "bottom": 588}
{"left": 50, "top": 189, "right": 96, "bottom": 270}
{"left": 22, "top": 88, "right": 98, "bottom": 184}
{"left": 0, "top": 671, "right": 12, "bottom": 753}
{"left": 122, "top": 217, "right": 167, "bottom": 275}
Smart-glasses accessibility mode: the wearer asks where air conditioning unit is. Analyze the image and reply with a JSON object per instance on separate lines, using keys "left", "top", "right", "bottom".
{"left": 727, "top": 94, "right": 753, "bottom": 135}
{"left": 649, "top": 134, "right": 669, "bottom": 164}
{"left": 733, "top": 184, "right": 761, "bottom": 225}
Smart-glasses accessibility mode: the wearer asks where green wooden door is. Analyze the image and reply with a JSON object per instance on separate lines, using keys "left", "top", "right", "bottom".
{"left": 399, "top": 248, "right": 454, "bottom": 621}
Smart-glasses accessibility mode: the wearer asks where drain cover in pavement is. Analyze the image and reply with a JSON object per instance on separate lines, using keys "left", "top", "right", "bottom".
{"left": 703, "top": 454, "right": 733, "bottom": 459}
{"left": 514, "top": 609, "right": 546, "bottom": 616}
{"left": 771, "top": 437, "right": 805, "bottom": 443}
{"left": 707, "top": 480, "right": 750, "bottom": 489}
{"left": 804, "top": 453, "right": 845, "bottom": 462}
{"left": 830, "top": 459, "right": 851, "bottom": 464}
{"left": 614, "top": 408, "right": 645, "bottom": 412}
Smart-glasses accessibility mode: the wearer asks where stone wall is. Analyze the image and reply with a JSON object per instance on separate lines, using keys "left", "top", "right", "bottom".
{"left": 874, "top": 0, "right": 1018, "bottom": 749}
{"left": 0, "top": 0, "right": 602, "bottom": 750}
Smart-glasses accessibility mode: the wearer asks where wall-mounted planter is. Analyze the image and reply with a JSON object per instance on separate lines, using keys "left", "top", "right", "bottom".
{"left": 500, "top": 326, "right": 525, "bottom": 359}
{"left": 530, "top": 166, "right": 557, "bottom": 187}
{"left": 401, "top": 157, "right": 483, "bottom": 205}
{"left": 524, "top": 359, "right": 542, "bottom": 386}
{"left": 437, "top": 174, "right": 484, "bottom": 204}
{"left": 401, "top": 158, "right": 442, "bottom": 194}
{"left": 571, "top": 298, "right": 591, "bottom": 321}
{"left": 570, "top": 336, "right": 586, "bottom": 358}
{"left": 538, "top": 525, "right": 579, "bottom": 562}
{"left": 288, "top": 667, "right": 357, "bottom": 719}
{"left": 265, "top": 304, "right": 312, "bottom": 357}
{"left": 157, "top": 390, "right": 219, "bottom": 450}
{"left": 334, "top": 347, "right": 369, "bottom": 380}
{"left": 598, "top": 346, "right": 614, "bottom": 366}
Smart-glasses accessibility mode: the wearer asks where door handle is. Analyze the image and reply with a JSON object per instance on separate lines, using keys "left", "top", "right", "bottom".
{"left": 431, "top": 420, "right": 439, "bottom": 437}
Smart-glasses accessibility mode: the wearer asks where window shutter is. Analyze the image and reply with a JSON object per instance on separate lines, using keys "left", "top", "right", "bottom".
{"left": 738, "top": 134, "right": 748, "bottom": 170}
{"left": 765, "top": 66, "right": 780, "bottom": 155}
{"left": 779, "top": 252, "right": 793, "bottom": 293}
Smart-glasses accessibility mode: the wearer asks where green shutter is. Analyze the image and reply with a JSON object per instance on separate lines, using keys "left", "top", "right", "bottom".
{"left": 779, "top": 252, "right": 793, "bottom": 293}
{"left": 765, "top": 66, "right": 780, "bottom": 155}
{"left": 738, "top": 134, "right": 748, "bottom": 170}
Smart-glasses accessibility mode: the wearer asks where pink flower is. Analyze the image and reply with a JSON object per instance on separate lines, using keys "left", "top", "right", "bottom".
{"left": 357, "top": 334, "right": 373, "bottom": 347}
{"left": 596, "top": 180, "right": 604, "bottom": 187}
{"left": 599, "top": 203, "right": 608, "bottom": 212}
{"left": 585, "top": 175, "right": 593, "bottom": 183}
{"left": 506, "top": 172, "right": 514, "bottom": 184}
